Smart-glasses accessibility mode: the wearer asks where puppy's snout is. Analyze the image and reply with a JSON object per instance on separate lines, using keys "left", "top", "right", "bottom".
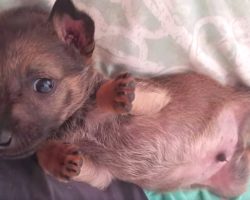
{"left": 0, "top": 129, "right": 12, "bottom": 147}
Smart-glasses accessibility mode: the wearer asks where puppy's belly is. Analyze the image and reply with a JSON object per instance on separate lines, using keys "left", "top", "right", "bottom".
{"left": 131, "top": 83, "right": 171, "bottom": 116}
{"left": 106, "top": 106, "right": 239, "bottom": 191}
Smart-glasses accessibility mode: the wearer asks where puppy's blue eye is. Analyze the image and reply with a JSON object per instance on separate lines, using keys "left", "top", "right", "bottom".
{"left": 33, "top": 78, "right": 54, "bottom": 93}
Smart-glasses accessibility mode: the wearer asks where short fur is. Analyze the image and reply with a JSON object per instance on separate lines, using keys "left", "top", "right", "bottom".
{"left": 0, "top": 0, "right": 250, "bottom": 198}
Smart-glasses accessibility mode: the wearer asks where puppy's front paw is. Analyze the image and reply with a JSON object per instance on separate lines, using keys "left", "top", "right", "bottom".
{"left": 37, "top": 141, "right": 83, "bottom": 181}
{"left": 96, "top": 73, "right": 135, "bottom": 114}
{"left": 113, "top": 73, "right": 135, "bottom": 113}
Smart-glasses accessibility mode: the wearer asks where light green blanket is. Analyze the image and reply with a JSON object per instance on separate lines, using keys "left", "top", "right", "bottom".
{"left": 145, "top": 187, "right": 250, "bottom": 200}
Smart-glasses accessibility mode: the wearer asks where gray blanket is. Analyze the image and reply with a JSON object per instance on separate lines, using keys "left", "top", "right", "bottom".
{"left": 0, "top": 156, "right": 147, "bottom": 200}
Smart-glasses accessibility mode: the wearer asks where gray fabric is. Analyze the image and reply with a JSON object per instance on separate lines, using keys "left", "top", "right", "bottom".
{"left": 0, "top": 156, "right": 148, "bottom": 200}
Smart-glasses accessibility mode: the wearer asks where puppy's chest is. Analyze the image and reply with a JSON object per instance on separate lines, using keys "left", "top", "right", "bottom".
{"left": 59, "top": 104, "right": 128, "bottom": 142}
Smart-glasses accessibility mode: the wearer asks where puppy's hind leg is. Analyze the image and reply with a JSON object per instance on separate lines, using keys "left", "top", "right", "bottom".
{"left": 73, "top": 156, "right": 113, "bottom": 189}
{"left": 204, "top": 149, "right": 250, "bottom": 198}
{"left": 37, "top": 141, "right": 83, "bottom": 181}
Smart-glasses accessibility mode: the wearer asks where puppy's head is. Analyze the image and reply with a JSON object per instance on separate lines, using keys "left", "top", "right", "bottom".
{"left": 0, "top": 0, "right": 95, "bottom": 158}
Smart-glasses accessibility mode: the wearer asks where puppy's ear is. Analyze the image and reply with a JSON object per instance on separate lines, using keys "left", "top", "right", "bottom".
{"left": 49, "top": 0, "right": 95, "bottom": 57}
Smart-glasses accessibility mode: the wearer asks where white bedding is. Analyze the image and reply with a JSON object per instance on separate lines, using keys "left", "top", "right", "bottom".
{"left": 63, "top": 0, "right": 250, "bottom": 86}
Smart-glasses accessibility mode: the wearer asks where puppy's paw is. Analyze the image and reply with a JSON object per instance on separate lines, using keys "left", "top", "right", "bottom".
{"left": 57, "top": 143, "right": 83, "bottom": 180}
{"left": 96, "top": 73, "right": 136, "bottom": 114}
{"left": 113, "top": 73, "right": 135, "bottom": 113}
{"left": 37, "top": 141, "right": 83, "bottom": 181}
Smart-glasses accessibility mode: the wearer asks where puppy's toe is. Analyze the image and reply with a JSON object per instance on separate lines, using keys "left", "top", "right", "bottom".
{"left": 60, "top": 154, "right": 83, "bottom": 180}
{"left": 113, "top": 102, "right": 132, "bottom": 113}
{"left": 58, "top": 145, "right": 83, "bottom": 180}
{"left": 113, "top": 73, "right": 135, "bottom": 113}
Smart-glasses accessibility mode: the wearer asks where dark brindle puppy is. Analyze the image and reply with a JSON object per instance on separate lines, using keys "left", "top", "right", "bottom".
{"left": 0, "top": 0, "right": 99, "bottom": 158}
{"left": 1, "top": 0, "right": 250, "bottom": 198}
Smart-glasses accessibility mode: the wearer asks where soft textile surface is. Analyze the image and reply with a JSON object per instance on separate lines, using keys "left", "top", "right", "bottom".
{"left": 1, "top": 0, "right": 250, "bottom": 199}
{"left": 48, "top": 0, "right": 250, "bottom": 86}
{"left": 0, "top": 156, "right": 147, "bottom": 200}
{"left": 145, "top": 188, "right": 250, "bottom": 200}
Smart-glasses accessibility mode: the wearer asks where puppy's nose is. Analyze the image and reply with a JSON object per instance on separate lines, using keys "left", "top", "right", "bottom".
{"left": 0, "top": 129, "right": 12, "bottom": 147}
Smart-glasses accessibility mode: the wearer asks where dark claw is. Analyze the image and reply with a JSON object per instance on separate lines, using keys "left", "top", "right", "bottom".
{"left": 117, "top": 91, "right": 125, "bottom": 96}
{"left": 127, "top": 81, "right": 136, "bottom": 89}
{"left": 117, "top": 81, "right": 135, "bottom": 90}
{"left": 124, "top": 104, "right": 132, "bottom": 112}
{"left": 115, "top": 102, "right": 132, "bottom": 112}
{"left": 59, "top": 173, "right": 70, "bottom": 181}
{"left": 121, "top": 73, "right": 131, "bottom": 79}
{"left": 71, "top": 150, "right": 81, "bottom": 155}
{"left": 118, "top": 83, "right": 127, "bottom": 88}
{"left": 114, "top": 102, "right": 126, "bottom": 110}
{"left": 66, "top": 167, "right": 77, "bottom": 173}
{"left": 127, "top": 93, "right": 135, "bottom": 101}
{"left": 63, "top": 142, "right": 71, "bottom": 145}
{"left": 116, "top": 73, "right": 131, "bottom": 80}
{"left": 116, "top": 91, "right": 134, "bottom": 101}
{"left": 67, "top": 160, "right": 78, "bottom": 166}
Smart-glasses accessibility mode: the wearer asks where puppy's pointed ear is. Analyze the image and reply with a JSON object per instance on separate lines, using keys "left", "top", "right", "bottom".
{"left": 49, "top": 0, "right": 95, "bottom": 57}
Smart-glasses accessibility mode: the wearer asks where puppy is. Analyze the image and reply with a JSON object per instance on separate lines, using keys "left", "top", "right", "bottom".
{"left": 0, "top": 0, "right": 250, "bottom": 198}
{"left": 0, "top": 0, "right": 100, "bottom": 158}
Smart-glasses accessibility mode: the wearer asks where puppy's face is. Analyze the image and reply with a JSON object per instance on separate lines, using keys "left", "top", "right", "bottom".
{"left": 0, "top": 0, "right": 95, "bottom": 158}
